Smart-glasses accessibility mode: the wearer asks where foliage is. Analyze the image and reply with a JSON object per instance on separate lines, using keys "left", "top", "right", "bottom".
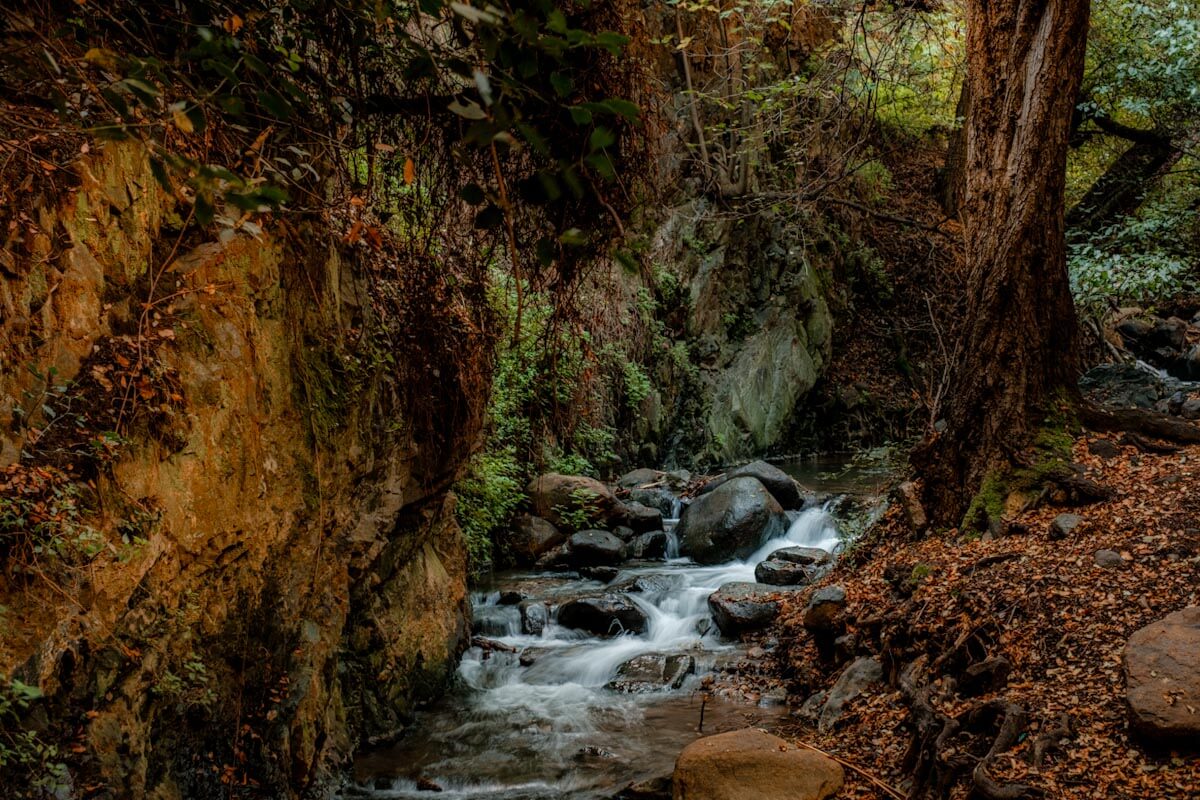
{"left": 455, "top": 447, "right": 524, "bottom": 576}
{"left": 0, "top": 678, "right": 68, "bottom": 798}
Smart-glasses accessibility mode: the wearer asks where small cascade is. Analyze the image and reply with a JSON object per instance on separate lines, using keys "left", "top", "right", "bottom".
{"left": 347, "top": 504, "right": 846, "bottom": 799}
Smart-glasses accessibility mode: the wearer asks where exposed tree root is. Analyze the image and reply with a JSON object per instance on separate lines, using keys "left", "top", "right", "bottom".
{"left": 1081, "top": 403, "right": 1200, "bottom": 444}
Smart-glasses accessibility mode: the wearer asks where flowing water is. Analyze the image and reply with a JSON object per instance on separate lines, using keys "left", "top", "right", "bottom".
{"left": 346, "top": 462, "right": 886, "bottom": 799}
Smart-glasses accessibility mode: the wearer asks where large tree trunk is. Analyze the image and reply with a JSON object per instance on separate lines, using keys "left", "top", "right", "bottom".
{"left": 917, "top": 0, "right": 1091, "bottom": 526}
{"left": 1066, "top": 135, "right": 1179, "bottom": 235}
{"left": 937, "top": 82, "right": 970, "bottom": 218}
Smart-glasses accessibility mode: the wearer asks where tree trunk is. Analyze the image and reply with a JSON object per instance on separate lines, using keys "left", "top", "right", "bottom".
{"left": 937, "top": 82, "right": 970, "bottom": 218}
{"left": 916, "top": 0, "right": 1090, "bottom": 526}
{"left": 1066, "top": 136, "right": 1179, "bottom": 235}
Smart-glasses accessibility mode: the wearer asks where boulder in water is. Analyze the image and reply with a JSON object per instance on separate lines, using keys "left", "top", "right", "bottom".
{"left": 566, "top": 530, "right": 626, "bottom": 567}
{"left": 616, "top": 467, "right": 661, "bottom": 489}
{"left": 725, "top": 460, "right": 805, "bottom": 509}
{"left": 628, "top": 486, "right": 677, "bottom": 518}
{"left": 607, "top": 653, "right": 695, "bottom": 692}
{"left": 707, "top": 582, "right": 782, "bottom": 636}
{"left": 579, "top": 565, "right": 620, "bottom": 583}
{"left": 754, "top": 558, "right": 818, "bottom": 586}
{"left": 677, "top": 477, "right": 789, "bottom": 565}
{"left": 507, "top": 513, "right": 564, "bottom": 564}
{"left": 672, "top": 728, "right": 843, "bottom": 800}
{"left": 527, "top": 473, "right": 623, "bottom": 531}
{"left": 519, "top": 601, "right": 548, "bottom": 636}
{"left": 621, "top": 500, "right": 664, "bottom": 533}
{"left": 767, "top": 546, "right": 832, "bottom": 566}
{"left": 557, "top": 594, "right": 648, "bottom": 636}
{"left": 630, "top": 530, "right": 668, "bottom": 560}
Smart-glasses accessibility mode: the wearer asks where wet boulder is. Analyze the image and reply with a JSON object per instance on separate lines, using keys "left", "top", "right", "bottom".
{"left": 557, "top": 595, "right": 648, "bottom": 636}
{"left": 1125, "top": 607, "right": 1200, "bottom": 745}
{"left": 507, "top": 514, "right": 564, "bottom": 564}
{"left": 630, "top": 530, "right": 668, "bottom": 560}
{"left": 707, "top": 582, "right": 782, "bottom": 636}
{"left": 621, "top": 501, "right": 664, "bottom": 534}
{"left": 677, "top": 477, "right": 789, "bottom": 565}
{"left": 606, "top": 653, "right": 695, "bottom": 692}
{"left": 672, "top": 728, "right": 843, "bottom": 800}
{"left": 519, "top": 601, "right": 549, "bottom": 636}
{"left": 754, "top": 558, "right": 818, "bottom": 586}
{"left": 579, "top": 565, "right": 620, "bottom": 583}
{"left": 628, "top": 486, "right": 677, "bottom": 518}
{"left": 566, "top": 530, "right": 626, "bottom": 567}
{"left": 767, "top": 546, "right": 832, "bottom": 566}
{"left": 726, "top": 460, "right": 805, "bottom": 509}
{"left": 528, "top": 473, "right": 623, "bottom": 531}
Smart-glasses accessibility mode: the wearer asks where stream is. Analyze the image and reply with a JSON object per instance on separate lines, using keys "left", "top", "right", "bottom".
{"left": 344, "top": 458, "right": 889, "bottom": 799}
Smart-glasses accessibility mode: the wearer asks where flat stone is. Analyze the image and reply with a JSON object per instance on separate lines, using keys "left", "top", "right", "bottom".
{"left": 616, "top": 467, "right": 661, "bottom": 489}
{"left": 1095, "top": 549, "right": 1125, "bottom": 569}
{"left": 579, "top": 565, "right": 620, "bottom": 583}
{"left": 1049, "top": 513, "right": 1082, "bottom": 540}
{"left": 566, "top": 530, "right": 626, "bottom": 567}
{"left": 1125, "top": 607, "right": 1200, "bottom": 745}
{"left": 767, "top": 546, "right": 832, "bottom": 566}
{"left": 707, "top": 582, "right": 781, "bottom": 636}
{"left": 754, "top": 558, "right": 818, "bottom": 586}
{"left": 606, "top": 653, "right": 695, "bottom": 692}
{"left": 819, "top": 657, "right": 883, "bottom": 732}
{"left": 672, "top": 728, "right": 843, "bottom": 800}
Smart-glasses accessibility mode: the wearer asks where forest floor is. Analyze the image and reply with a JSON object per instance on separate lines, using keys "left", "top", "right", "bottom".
{"left": 760, "top": 431, "right": 1200, "bottom": 798}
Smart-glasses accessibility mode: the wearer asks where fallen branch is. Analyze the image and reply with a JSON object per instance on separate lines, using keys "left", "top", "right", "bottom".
{"left": 792, "top": 737, "right": 906, "bottom": 800}
{"left": 1081, "top": 403, "right": 1200, "bottom": 443}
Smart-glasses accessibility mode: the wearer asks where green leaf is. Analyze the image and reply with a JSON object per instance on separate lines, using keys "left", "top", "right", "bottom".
{"left": 558, "top": 228, "right": 587, "bottom": 246}
{"left": 588, "top": 126, "right": 616, "bottom": 152}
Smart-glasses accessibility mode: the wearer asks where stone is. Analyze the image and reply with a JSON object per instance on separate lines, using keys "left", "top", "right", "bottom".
{"left": 818, "top": 657, "right": 883, "bottom": 732}
{"left": 508, "top": 514, "right": 564, "bottom": 564}
{"left": 612, "top": 525, "right": 637, "bottom": 542}
{"left": 580, "top": 565, "right": 620, "bottom": 583}
{"left": 726, "top": 460, "right": 804, "bottom": 509}
{"left": 767, "top": 546, "right": 832, "bottom": 566}
{"left": 607, "top": 653, "right": 695, "bottom": 692}
{"left": 1182, "top": 399, "right": 1200, "bottom": 421}
{"left": 897, "top": 481, "right": 927, "bottom": 531}
{"left": 534, "top": 543, "right": 571, "bottom": 571}
{"left": 519, "top": 601, "right": 548, "bottom": 636}
{"left": 630, "top": 531, "right": 668, "bottom": 560}
{"left": 617, "top": 467, "right": 661, "bottom": 489}
{"left": 1087, "top": 438, "right": 1121, "bottom": 459}
{"left": 1125, "top": 607, "right": 1200, "bottom": 745}
{"left": 557, "top": 595, "right": 648, "bottom": 636}
{"left": 615, "top": 775, "right": 672, "bottom": 800}
{"left": 628, "top": 486, "right": 677, "bottom": 518}
{"left": 622, "top": 501, "right": 665, "bottom": 534}
{"left": 754, "top": 558, "right": 818, "bottom": 586}
{"left": 1049, "top": 513, "right": 1082, "bottom": 540}
{"left": 566, "top": 530, "right": 626, "bottom": 567}
{"left": 527, "top": 473, "right": 623, "bottom": 531}
{"left": 472, "top": 606, "right": 519, "bottom": 637}
{"left": 707, "top": 582, "right": 781, "bottom": 636}
{"left": 1094, "top": 549, "right": 1125, "bottom": 569}
{"left": 676, "top": 477, "right": 789, "bottom": 565}
{"left": 497, "top": 591, "right": 523, "bottom": 605}
{"left": 672, "top": 728, "right": 843, "bottom": 800}
{"left": 803, "top": 585, "right": 847, "bottom": 633}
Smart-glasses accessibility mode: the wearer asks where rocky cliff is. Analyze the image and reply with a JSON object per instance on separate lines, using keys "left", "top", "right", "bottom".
{"left": 0, "top": 143, "right": 487, "bottom": 797}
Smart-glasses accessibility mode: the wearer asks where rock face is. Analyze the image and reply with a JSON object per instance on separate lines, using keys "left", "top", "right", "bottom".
{"left": 557, "top": 595, "right": 649, "bottom": 636}
{"left": 566, "top": 530, "right": 627, "bottom": 567}
{"left": 527, "top": 473, "right": 623, "bottom": 531}
{"left": 607, "top": 653, "right": 696, "bottom": 692}
{"left": 1125, "top": 607, "right": 1200, "bottom": 744}
{"left": 0, "top": 142, "right": 477, "bottom": 798}
{"left": 677, "top": 477, "right": 789, "bottom": 564}
{"left": 707, "top": 583, "right": 782, "bottom": 636}
{"left": 508, "top": 514, "right": 565, "bottom": 564}
{"left": 672, "top": 728, "right": 844, "bottom": 800}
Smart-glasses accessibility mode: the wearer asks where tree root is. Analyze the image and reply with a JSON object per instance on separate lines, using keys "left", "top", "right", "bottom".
{"left": 1081, "top": 402, "right": 1200, "bottom": 443}
{"left": 1118, "top": 431, "right": 1180, "bottom": 454}
{"left": 1031, "top": 712, "right": 1073, "bottom": 772}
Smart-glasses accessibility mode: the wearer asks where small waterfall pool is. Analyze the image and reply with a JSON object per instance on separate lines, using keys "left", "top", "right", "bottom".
{"left": 345, "top": 461, "right": 886, "bottom": 799}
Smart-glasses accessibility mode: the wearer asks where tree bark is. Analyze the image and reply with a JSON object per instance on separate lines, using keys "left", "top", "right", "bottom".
{"left": 1066, "top": 134, "right": 1179, "bottom": 235}
{"left": 937, "top": 82, "right": 970, "bottom": 218}
{"left": 916, "top": 0, "right": 1091, "bottom": 525}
